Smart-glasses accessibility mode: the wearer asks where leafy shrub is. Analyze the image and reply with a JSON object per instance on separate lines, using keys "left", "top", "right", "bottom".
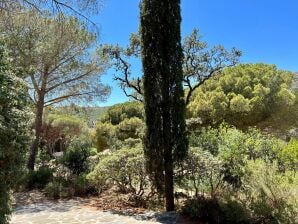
{"left": 89, "top": 147, "right": 98, "bottom": 156}
{"left": 44, "top": 174, "right": 95, "bottom": 199}
{"left": 0, "top": 44, "right": 31, "bottom": 224}
{"left": 115, "top": 117, "right": 144, "bottom": 140}
{"left": 182, "top": 197, "right": 251, "bottom": 224}
{"left": 188, "top": 125, "right": 285, "bottom": 189}
{"left": 60, "top": 137, "right": 91, "bottom": 175}
{"left": 44, "top": 181, "right": 62, "bottom": 199}
{"left": 72, "top": 174, "right": 96, "bottom": 196}
{"left": 42, "top": 113, "right": 89, "bottom": 153}
{"left": 244, "top": 160, "right": 298, "bottom": 224}
{"left": 93, "top": 122, "right": 115, "bottom": 151}
{"left": 279, "top": 138, "right": 298, "bottom": 171}
{"left": 182, "top": 197, "right": 223, "bottom": 223}
{"left": 88, "top": 145, "right": 150, "bottom": 197}
{"left": 220, "top": 199, "right": 251, "bottom": 224}
{"left": 26, "top": 166, "right": 53, "bottom": 189}
{"left": 176, "top": 147, "right": 223, "bottom": 197}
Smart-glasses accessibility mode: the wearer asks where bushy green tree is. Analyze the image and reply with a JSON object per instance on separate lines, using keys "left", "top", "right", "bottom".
{"left": 93, "top": 122, "right": 115, "bottom": 151}
{"left": 0, "top": 45, "right": 30, "bottom": 224}
{"left": 60, "top": 137, "right": 92, "bottom": 175}
{"left": 100, "top": 101, "right": 144, "bottom": 125}
{"left": 93, "top": 101, "right": 144, "bottom": 151}
{"left": 188, "top": 64, "right": 295, "bottom": 127}
{"left": 115, "top": 117, "right": 144, "bottom": 140}
{"left": 1, "top": 11, "right": 110, "bottom": 170}
{"left": 41, "top": 113, "right": 89, "bottom": 154}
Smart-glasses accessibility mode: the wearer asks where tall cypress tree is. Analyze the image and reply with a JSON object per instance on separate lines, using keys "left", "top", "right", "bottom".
{"left": 140, "top": 0, "right": 187, "bottom": 211}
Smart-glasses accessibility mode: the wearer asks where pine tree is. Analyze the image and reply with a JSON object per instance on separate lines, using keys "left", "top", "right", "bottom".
{"left": 140, "top": 0, "right": 187, "bottom": 211}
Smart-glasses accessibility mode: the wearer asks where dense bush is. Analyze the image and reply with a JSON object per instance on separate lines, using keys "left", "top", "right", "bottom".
{"left": 88, "top": 144, "right": 150, "bottom": 196}
{"left": 115, "top": 117, "right": 144, "bottom": 140}
{"left": 0, "top": 44, "right": 30, "bottom": 224}
{"left": 182, "top": 197, "right": 251, "bottom": 224}
{"left": 181, "top": 197, "right": 223, "bottom": 223}
{"left": 176, "top": 147, "right": 223, "bottom": 197}
{"left": 279, "top": 138, "right": 298, "bottom": 171}
{"left": 60, "top": 137, "right": 92, "bottom": 175}
{"left": 93, "top": 122, "right": 116, "bottom": 151}
{"left": 94, "top": 115, "right": 144, "bottom": 151}
{"left": 45, "top": 174, "right": 94, "bottom": 199}
{"left": 180, "top": 125, "right": 298, "bottom": 223}
{"left": 44, "top": 180, "right": 62, "bottom": 199}
{"left": 244, "top": 160, "right": 297, "bottom": 224}
{"left": 26, "top": 166, "right": 53, "bottom": 189}
{"left": 42, "top": 113, "right": 89, "bottom": 153}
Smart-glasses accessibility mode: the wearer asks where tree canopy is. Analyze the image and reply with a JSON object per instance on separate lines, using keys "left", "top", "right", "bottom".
{"left": 1, "top": 10, "right": 110, "bottom": 170}
{"left": 187, "top": 63, "right": 295, "bottom": 127}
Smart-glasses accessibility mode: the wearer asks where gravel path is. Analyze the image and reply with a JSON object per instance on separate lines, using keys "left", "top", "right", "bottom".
{"left": 11, "top": 200, "right": 178, "bottom": 224}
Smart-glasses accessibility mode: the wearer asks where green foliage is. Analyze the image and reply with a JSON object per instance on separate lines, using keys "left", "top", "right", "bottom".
{"left": 0, "top": 44, "right": 30, "bottom": 224}
{"left": 177, "top": 147, "right": 223, "bottom": 197}
{"left": 255, "top": 91, "right": 298, "bottom": 138}
{"left": 42, "top": 113, "right": 90, "bottom": 152}
{"left": 188, "top": 125, "right": 251, "bottom": 189}
{"left": 45, "top": 174, "right": 95, "bottom": 199}
{"left": 50, "top": 104, "right": 108, "bottom": 128}
{"left": 220, "top": 199, "right": 251, "bottom": 224}
{"left": 71, "top": 174, "right": 93, "bottom": 196}
{"left": 3, "top": 10, "right": 111, "bottom": 105}
{"left": 100, "top": 101, "right": 144, "bottom": 125}
{"left": 26, "top": 167, "right": 53, "bottom": 189}
{"left": 115, "top": 117, "right": 144, "bottom": 140}
{"left": 244, "top": 160, "right": 297, "bottom": 224}
{"left": 181, "top": 197, "right": 223, "bottom": 223}
{"left": 188, "top": 63, "right": 295, "bottom": 127}
{"left": 47, "top": 114, "right": 88, "bottom": 135}
{"left": 60, "top": 137, "right": 92, "bottom": 175}
{"left": 44, "top": 180, "right": 62, "bottom": 199}
{"left": 182, "top": 125, "right": 298, "bottom": 223}
{"left": 3, "top": 10, "right": 110, "bottom": 170}
{"left": 182, "top": 197, "right": 251, "bottom": 224}
{"left": 279, "top": 138, "right": 298, "bottom": 171}
{"left": 93, "top": 122, "right": 115, "bottom": 151}
{"left": 93, "top": 101, "right": 145, "bottom": 151}
{"left": 88, "top": 144, "right": 149, "bottom": 196}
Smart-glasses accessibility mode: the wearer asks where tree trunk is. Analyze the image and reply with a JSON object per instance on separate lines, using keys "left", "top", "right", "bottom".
{"left": 27, "top": 99, "right": 44, "bottom": 170}
{"left": 164, "top": 147, "right": 175, "bottom": 211}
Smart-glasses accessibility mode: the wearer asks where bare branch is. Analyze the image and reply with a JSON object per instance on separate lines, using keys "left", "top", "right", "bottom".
{"left": 103, "top": 45, "right": 143, "bottom": 102}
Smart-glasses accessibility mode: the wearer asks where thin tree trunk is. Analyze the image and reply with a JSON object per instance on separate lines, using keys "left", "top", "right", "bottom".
{"left": 27, "top": 99, "right": 44, "bottom": 170}
{"left": 163, "top": 90, "right": 174, "bottom": 211}
{"left": 164, "top": 149, "right": 175, "bottom": 211}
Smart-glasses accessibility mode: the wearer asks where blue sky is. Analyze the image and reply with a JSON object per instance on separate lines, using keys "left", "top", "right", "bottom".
{"left": 93, "top": 0, "right": 298, "bottom": 106}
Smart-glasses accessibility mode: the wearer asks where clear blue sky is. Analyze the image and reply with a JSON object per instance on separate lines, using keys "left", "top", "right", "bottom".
{"left": 93, "top": 0, "right": 298, "bottom": 106}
